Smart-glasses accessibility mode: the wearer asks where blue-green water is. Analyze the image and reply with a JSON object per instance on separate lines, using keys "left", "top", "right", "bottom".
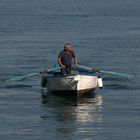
{"left": 0, "top": 0, "right": 140, "bottom": 139}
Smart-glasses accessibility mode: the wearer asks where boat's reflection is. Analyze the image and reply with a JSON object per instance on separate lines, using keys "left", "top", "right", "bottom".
{"left": 41, "top": 91, "right": 103, "bottom": 134}
{"left": 41, "top": 91, "right": 103, "bottom": 122}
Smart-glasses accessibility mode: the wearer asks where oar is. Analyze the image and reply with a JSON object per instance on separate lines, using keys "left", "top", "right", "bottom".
{"left": 5, "top": 67, "right": 61, "bottom": 83}
{"left": 76, "top": 65, "right": 134, "bottom": 79}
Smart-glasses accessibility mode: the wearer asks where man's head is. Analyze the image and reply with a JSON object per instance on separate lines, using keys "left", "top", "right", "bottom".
{"left": 64, "top": 43, "right": 72, "bottom": 52}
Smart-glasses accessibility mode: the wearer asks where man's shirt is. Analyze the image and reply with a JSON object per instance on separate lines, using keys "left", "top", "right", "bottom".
{"left": 58, "top": 50, "right": 76, "bottom": 67}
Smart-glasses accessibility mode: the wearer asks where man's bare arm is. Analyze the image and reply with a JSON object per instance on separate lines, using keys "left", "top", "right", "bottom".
{"left": 74, "top": 56, "right": 78, "bottom": 65}
{"left": 57, "top": 58, "right": 65, "bottom": 68}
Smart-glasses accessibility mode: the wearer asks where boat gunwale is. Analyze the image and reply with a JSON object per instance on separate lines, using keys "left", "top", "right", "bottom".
{"left": 48, "top": 73, "right": 97, "bottom": 78}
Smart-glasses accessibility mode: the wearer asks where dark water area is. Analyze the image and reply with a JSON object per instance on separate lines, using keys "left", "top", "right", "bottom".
{"left": 0, "top": 0, "right": 140, "bottom": 139}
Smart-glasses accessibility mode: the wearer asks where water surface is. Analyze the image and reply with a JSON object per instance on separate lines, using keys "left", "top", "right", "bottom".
{"left": 0, "top": 0, "right": 140, "bottom": 139}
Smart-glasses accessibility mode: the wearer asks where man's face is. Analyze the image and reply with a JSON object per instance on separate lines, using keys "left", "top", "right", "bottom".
{"left": 65, "top": 45, "right": 72, "bottom": 52}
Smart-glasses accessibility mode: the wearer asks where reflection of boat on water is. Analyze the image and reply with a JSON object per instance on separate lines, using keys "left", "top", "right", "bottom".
{"left": 41, "top": 93, "right": 103, "bottom": 135}
{"left": 75, "top": 95, "right": 103, "bottom": 123}
{"left": 41, "top": 93, "right": 103, "bottom": 124}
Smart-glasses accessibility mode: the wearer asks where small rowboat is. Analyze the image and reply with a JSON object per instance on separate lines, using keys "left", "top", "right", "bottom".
{"left": 41, "top": 66, "right": 103, "bottom": 96}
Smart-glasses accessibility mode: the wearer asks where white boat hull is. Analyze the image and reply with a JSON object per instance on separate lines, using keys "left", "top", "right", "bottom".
{"left": 47, "top": 74, "right": 98, "bottom": 96}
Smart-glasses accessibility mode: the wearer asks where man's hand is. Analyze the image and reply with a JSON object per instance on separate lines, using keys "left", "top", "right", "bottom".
{"left": 61, "top": 64, "right": 66, "bottom": 68}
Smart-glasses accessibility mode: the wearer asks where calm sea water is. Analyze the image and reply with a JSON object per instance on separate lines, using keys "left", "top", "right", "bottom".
{"left": 0, "top": 0, "right": 140, "bottom": 139}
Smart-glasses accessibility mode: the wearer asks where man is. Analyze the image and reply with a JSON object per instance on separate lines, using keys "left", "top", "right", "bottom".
{"left": 58, "top": 43, "right": 78, "bottom": 75}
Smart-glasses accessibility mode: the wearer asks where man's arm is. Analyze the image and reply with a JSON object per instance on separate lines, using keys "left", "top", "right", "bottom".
{"left": 72, "top": 51, "right": 78, "bottom": 65}
{"left": 57, "top": 57, "right": 65, "bottom": 68}
{"left": 58, "top": 51, "right": 65, "bottom": 68}
{"left": 74, "top": 56, "right": 78, "bottom": 65}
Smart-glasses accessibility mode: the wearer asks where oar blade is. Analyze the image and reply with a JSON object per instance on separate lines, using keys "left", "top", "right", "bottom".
{"left": 5, "top": 73, "right": 39, "bottom": 83}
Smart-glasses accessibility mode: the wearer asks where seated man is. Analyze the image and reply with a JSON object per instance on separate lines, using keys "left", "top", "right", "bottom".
{"left": 57, "top": 43, "right": 78, "bottom": 75}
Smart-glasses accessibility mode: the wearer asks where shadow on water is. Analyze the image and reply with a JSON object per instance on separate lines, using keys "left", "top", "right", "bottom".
{"left": 104, "top": 83, "right": 133, "bottom": 90}
{"left": 41, "top": 91, "right": 103, "bottom": 134}
{"left": 102, "top": 76, "right": 139, "bottom": 90}
{"left": 0, "top": 77, "right": 32, "bottom": 89}
{"left": 41, "top": 90, "right": 99, "bottom": 106}
{"left": 5, "top": 84, "right": 32, "bottom": 89}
